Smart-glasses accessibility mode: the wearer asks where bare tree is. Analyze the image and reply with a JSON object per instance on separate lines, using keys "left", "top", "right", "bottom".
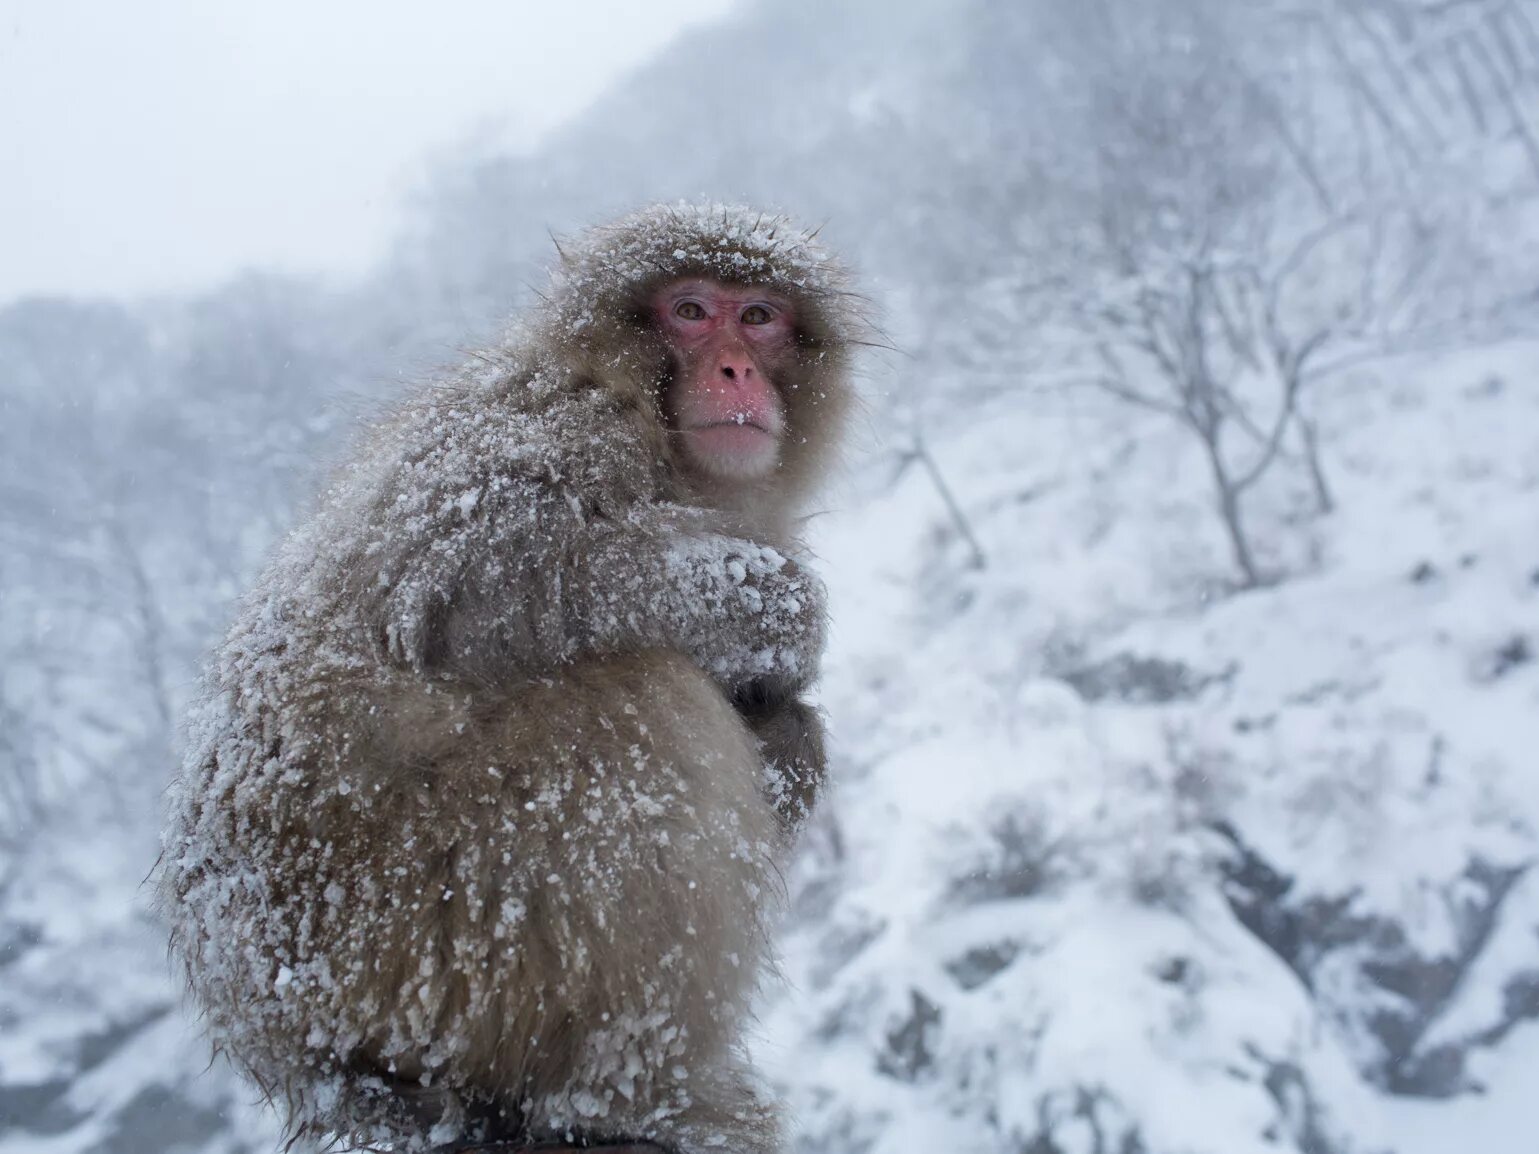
{"left": 890, "top": 423, "right": 989, "bottom": 572}
{"left": 0, "top": 642, "right": 46, "bottom": 871}
{"left": 999, "top": 0, "right": 1473, "bottom": 586}
{"left": 1314, "top": 0, "right": 1539, "bottom": 178}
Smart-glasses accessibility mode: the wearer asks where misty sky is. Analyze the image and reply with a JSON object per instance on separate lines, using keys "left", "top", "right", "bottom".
{"left": 0, "top": 0, "right": 734, "bottom": 305}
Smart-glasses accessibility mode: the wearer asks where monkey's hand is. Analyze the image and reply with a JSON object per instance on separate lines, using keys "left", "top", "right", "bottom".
{"left": 571, "top": 513, "right": 828, "bottom": 689}
{"left": 733, "top": 677, "right": 828, "bottom": 832}
{"left": 679, "top": 535, "right": 828, "bottom": 686}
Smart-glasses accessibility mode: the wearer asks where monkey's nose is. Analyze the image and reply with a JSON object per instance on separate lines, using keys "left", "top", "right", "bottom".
{"left": 719, "top": 359, "right": 755, "bottom": 383}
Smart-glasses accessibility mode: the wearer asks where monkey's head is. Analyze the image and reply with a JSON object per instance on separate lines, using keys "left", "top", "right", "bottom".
{"left": 541, "top": 204, "right": 864, "bottom": 520}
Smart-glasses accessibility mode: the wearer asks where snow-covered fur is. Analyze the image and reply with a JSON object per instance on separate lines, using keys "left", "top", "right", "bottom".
{"left": 157, "top": 205, "right": 861, "bottom": 1152}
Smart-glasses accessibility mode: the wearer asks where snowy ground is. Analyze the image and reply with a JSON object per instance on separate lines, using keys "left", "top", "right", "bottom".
{"left": 757, "top": 342, "right": 1539, "bottom": 1153}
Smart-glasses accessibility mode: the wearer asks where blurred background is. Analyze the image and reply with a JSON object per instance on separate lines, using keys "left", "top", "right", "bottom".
{"left": 3, "top": 1, "right": 1538, "bottom": 1151}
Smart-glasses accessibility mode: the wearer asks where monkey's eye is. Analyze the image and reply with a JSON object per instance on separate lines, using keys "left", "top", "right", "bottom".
{"left": 740, "top": 305, "right": 774, "bottom": 325}
{"left": 674, "top": 300, "right": 707, "bottom": 321}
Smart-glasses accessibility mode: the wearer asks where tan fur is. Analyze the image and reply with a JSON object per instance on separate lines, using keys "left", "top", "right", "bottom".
{"left": 158, "top": 206, "right": 860, "bottom": 1152}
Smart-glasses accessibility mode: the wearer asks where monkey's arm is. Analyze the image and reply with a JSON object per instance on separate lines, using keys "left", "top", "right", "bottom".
{"left": 382, "top": 494, "right": 827, "bottom": 692}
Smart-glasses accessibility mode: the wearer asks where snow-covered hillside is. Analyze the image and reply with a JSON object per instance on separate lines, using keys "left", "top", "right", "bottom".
{"left": 759, "top": 344, "right": 1539, "bottom": 1153}
{"left": 3, "top": 1, "right": 1538, "bottom": 1152}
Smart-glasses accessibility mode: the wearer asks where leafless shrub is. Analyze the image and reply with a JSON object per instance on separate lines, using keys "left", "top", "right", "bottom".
{"left": 948, "top": 809, "right": 1068, "bottom": 906}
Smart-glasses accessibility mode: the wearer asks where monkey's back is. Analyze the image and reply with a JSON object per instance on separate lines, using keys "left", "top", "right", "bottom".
{"left": 164, "top": 613, "right": 784, "bottom": 1148}
{"left": 157, "top": 363, "right": 787, "bottom": 1154}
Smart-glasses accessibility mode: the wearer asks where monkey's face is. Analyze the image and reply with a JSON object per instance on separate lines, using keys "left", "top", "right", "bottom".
{"left": 651, "top": 278, "right": 798, "bottom": 485}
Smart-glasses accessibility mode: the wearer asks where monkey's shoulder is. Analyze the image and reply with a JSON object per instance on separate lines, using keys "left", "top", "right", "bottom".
{"left": 361, "top": 358, "right": 660, "bottom": 510}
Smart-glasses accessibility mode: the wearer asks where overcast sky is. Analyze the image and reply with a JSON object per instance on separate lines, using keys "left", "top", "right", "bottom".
{"left": 0, "top": 0, "right": 734, "bottom": 305}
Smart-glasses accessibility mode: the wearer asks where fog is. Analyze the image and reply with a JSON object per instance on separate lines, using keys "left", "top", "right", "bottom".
{"left": 0, "top": 0, "right": 731, "bottom": 302}
{"left": 3, "top": 2, "right": 1538, "bottom": 1152}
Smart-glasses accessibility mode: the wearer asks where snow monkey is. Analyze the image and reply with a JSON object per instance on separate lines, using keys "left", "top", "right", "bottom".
{"left": 158, "top": 205, "right": 861, "bottom": 1153}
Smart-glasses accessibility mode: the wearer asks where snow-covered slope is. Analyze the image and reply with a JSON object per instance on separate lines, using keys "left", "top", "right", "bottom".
{"left": 758, "top": 346, "right": 1539, "bottom": 1153}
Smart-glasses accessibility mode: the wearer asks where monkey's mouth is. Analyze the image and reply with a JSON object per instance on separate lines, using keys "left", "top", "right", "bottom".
{"left": 680, "top": 421, "right": 781, "bottom": 479}
{"left": 685, "top": 421, "right": 780, "bottom": 453}
{"left": 689, "top": 419, "right": 776, "bottom": 436}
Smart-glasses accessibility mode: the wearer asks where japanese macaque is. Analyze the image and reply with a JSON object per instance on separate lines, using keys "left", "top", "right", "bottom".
{"left": 158, "top": 205, "right": 860, "bottom": 1153}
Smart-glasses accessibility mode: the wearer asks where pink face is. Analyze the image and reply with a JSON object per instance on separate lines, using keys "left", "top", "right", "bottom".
{"left": 652, "top": 278, "right": 798, "bottom": 484}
